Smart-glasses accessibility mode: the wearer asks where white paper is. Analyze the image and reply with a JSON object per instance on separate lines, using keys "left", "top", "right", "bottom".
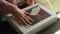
{"left": 31, "top": 6, "right": 40, "bottom": 15}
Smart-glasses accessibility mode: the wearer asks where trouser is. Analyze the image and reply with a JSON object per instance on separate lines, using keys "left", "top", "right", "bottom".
{"left": 0, "top": 21, "right": 18, "bottom": 34}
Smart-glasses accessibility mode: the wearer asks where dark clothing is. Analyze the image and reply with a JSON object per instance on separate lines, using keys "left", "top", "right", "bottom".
{"left": 0, "top": 21, "right": 18, "bottom": 34}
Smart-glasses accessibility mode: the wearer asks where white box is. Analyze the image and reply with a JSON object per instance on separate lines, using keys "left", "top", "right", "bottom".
{"left": 8, "top": 3, "right": 57, "bottom": 34}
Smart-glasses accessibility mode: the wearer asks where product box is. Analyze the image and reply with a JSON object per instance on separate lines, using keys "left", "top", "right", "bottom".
{"left": 8, "top": 3, "right": 57, "bottom": 34}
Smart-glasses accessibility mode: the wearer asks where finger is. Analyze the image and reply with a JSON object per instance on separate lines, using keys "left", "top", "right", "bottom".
{"left": 25, "top": 12, "right": 30, "bottom": 14}
{"left": 20, "top": 17, "right": 29, "bottom": 26}
{"left": 14, "top": 17, "right": 23, "bottom": 25}
{"left": 23, "top": 14, "right": 32, "bottom": 25}
{"left": 21, "top": 15, "right": 32, "bottom": 25}
{"left": 24, "top": 14, "right": 33, "bottom": 21}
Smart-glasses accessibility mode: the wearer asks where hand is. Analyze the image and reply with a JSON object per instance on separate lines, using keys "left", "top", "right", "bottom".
{"left": 13, "top": 9, "right": 33, "bottom": 25}
{"left": 0, "top": 0, "right": 33, "bottom": 25}
{"left": 24, "top": 0, "right": 34, "bottom": 6}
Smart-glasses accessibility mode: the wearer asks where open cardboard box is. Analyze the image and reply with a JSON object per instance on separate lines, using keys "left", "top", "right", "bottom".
{"left": 7, "top": 3, "right": 57, "bottom": 34}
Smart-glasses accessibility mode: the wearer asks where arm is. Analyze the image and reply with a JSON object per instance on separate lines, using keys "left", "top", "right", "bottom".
{"left": 0, "top": 0, "right": 17, "bottom": 15}
{"left": 0, "top": 0, "right": 33, "bottom": 25}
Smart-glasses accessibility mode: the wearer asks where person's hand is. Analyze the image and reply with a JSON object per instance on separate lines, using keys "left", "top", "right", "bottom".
{"left": 0, "top": 0, "right": 33, "bottom": 25}
{"left": 24, "top": 0, "right": 34, "bottom": 6}
{"left": 12, "top": 8, "right": 33, "bottom": 25}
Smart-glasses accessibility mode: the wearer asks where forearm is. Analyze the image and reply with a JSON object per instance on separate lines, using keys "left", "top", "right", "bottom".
{"left": 0, "top": 0, "right": 20, "bottom": 15}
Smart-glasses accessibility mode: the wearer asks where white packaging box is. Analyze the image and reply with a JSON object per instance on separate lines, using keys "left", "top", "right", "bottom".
{"left": 8, "top": 3, "right": 57, "bottom": 34}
